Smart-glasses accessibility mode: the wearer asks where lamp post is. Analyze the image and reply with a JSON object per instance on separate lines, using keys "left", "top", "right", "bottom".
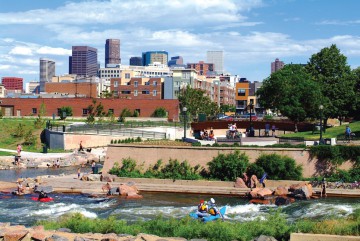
{"left": 183, "top": 106, "right": 187, "bottom": 140}
{"left": 249, "top": 101, "right": 254, "bottom": 137}
{"left": 319, "top": 105, "right": 323, "bottom": 144}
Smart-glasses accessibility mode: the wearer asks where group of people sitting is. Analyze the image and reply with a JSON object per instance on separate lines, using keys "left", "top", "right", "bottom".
{"left": 200, "top": 129, "right": 215, "bottom": 141}
{"left": 195, "top": 198, "right": 224, "bottom": 220}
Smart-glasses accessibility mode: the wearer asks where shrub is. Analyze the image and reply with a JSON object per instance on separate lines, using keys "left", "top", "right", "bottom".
{"left": 207, "top": 150, "right": 249, "bottom": 181}
{"left": 252, "top": 154, "right": 302, "bottom": 180}
{"left": 119, "top": 108, "right": 132, "bottom": 122}
{"left": 152, "top": 107, "right": 167, "bottom": 117}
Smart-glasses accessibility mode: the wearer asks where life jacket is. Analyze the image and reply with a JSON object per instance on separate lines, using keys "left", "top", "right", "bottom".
{"left": 198, "top": 203, "right": 207, "bottom": 213}
{"left": 208, "top": 207, "right": 217, "bottom": 216}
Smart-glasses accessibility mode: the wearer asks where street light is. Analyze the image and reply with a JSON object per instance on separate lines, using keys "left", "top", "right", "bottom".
{"left": 183, "top": 106, "right": 187, "bottom": 140}
{"left": 319, "top": 105, "right": 324, "bottom": 144}
{"left": 249, "top": 101, "right": 254, "bottom": 137}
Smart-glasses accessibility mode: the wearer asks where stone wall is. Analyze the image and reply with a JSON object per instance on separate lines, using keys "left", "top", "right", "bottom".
{"left": 103, "top": 145, "right": 352, "bottom": 178}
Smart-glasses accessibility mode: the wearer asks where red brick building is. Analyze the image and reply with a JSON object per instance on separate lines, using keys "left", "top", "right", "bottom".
{"left": 187, "top": 61, "right": 214, "bottom": 76}
{"left": 45, "top": 82, "right": 98, "bottom": 98}
{"left": 1, "top": 77, "right": 23, "bottom": 92}
{"left": 110, "top": 77, "right": 163, "bottom": 99}
{"left": 0, "top": 98, "right": 179, "bottom": 120}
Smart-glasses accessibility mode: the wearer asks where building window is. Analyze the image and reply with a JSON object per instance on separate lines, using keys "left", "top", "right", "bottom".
{"left": 125, "top": 73, "right": 130, "bottom": 79}
{"left": 121, "top": 90, "right": 131, "bottom": 94}
{"left": 182, "top": 72, "right": 190, "bottom": 79}
{"left": 135, "top": 109, "right": 140, "bottom": 115}
{"left": 175, "top": 81, "right": 179, "bottom": 87}
{"left": 134, "top": 90, "right": 138, "bottom": 96}
{"left": 145, "top": 81, "right": 150, "bottom": 85}
{"left": 153, "top": 81, "right": 157, "bottom": 86}
{"left": 237, "top": 89, "right": 246, "bottom": 96}
{"left": 32, "top": 108, "right": 37, "bottom": 114}
{"left": 153, "top": 90, "right": 157, "bottom": 96}
{"left": 82, "top": 109, "right": 89, "bottom": 115}
{"left": 142, "top": 90, "right": 150, "bottom": 94}
{"left": 134, "top": 81, "right": 138, "bottom": 87}
{"left": 114, "top": 81, "right": 118, "bottom": 87}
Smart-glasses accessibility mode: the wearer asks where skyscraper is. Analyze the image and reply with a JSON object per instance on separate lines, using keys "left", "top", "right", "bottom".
{"left": 271, "top": 58, "right": 284, "bottom": 73}
{"left": 39, "top": 58, "right": 55, "bottom": 92}
{"left": 207, "top": 50, "right": 224, "bottom": 74}
{"left": 129, "top": 57, "right": 142, "bottom": 66}
{"left": 70, "top": 46, "right": 98, "bottom": 77}
{"left": 105, "top": 39, "right": 120, "bottom": 67}
{"left": 142, "top": 51, "right": 168, "bottom": 66}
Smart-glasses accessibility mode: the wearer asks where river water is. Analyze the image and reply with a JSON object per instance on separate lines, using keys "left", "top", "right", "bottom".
{"left": 0, "top": 168, "right": 359, "bottom": 227}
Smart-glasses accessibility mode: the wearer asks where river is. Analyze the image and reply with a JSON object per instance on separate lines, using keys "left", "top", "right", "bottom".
{"left": 0, "top": 168, "right": 359, "bottom": 227}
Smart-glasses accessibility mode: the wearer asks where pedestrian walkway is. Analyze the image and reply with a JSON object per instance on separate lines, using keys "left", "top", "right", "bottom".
{"left": 0, "top": 148, "right": 72, "bottom": 159}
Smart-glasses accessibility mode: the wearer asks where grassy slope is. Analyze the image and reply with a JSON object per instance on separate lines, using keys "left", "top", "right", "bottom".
{"left": 278, "top": 121, "right": 360, "bottom": 140}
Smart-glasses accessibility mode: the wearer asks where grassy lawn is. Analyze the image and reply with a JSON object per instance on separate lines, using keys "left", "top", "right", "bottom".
{"left": 0, "top": 118, "right": 45, "bottom": 152}
{"left": 0, "top": 150, "right": 15, "bottom": 156}
{"left": 278, "top": 121, "right": 360, "bottom": 140}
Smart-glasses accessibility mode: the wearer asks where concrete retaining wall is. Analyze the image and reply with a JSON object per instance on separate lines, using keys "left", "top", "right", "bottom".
{"left": 103, "top": 145, "right": 353, "bottom": 178}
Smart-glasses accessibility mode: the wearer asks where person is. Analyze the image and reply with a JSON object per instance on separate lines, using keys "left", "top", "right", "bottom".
{"left": 91, "top": 161, "right": 96, "bottom": 173}
{"left": 259, "top": 173, "right": 268, "bottom": 188}
{"left": 55, "top": 159, "right": 60, "bottom": 168}
{"left": 265, "top": 123, "right": 270, "bottom": 137}
{"left": 196, "top": 199, "right": 209, "bottom": 218}
{"left": 199, "top": 130, "right": 204, "bottom": 140}
{"left": 242, "top": 172, "right": 249, "bottom": 187}
{"left": 17, "top": 144, "right": 22, "bottom": 156}
{"left": 345, "top": 125, "right": 351, "bottom": 143}
{"left": 77, "top": 167, "right": 81, "bottom": 179}
{"left": 321, "top": 178, "right": 327, "bottom": 197}
{"left": 208, "top": 130, "right": 215, "bottom": 141}
{"left": 38, "top": 190, "right": 48, "bottom": 201}
{"left": 79, "top": 141, "right": 84, "bottom": 152}
{"left": 229, "top": 123, "right": 237, "bottom": 139}
{"left": 271, "top": 125, "right": 276, "bottom": 136}
{"left": 208, "top": 198, "right": 224, "bottom": 220}
{"left": 17, "top": 180, "right": 25, "bottom": 194}
{"left": 102, "top": 182, "right": 112, "bottom": 194}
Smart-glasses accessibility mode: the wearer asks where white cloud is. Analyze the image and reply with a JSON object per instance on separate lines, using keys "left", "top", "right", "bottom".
{"left": 317, "top": 20, "right": 360, "bottom": 26}
{"left": 36, "top": 46, "right": 71, "bottom": 56}
{"left": 9, "top": 46, "right": 33, "bottom": 56}
{"left": 0, "top": 65, "right": 12, "bottom": 70}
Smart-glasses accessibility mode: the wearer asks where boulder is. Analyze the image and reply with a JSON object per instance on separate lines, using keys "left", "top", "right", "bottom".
{"left": 248, "top": 188, "right": 262, "bottom": 199}
{"left": 289, "top": 182, "right": 307, "bottom": 192}
{"left": 100, "top": 175, "right": 114, "bottom": 182}
{"left": 252, "top": 235, "right": 278, "bottom": 241}
{"left": 118, "top": 183, "right": 140, "bottom": 196}
{"left": 273, "top": 186, "right": 288, "bottom": 196}
{"left": 3, "top": 230, "right": 29, "bottom": 241}
{"left": 31, "top": 231, "right": 48, "bottom": 241}
{"left": 86, "top": 174, "right": 101, "bottom": 181}
{"left": 45, "top": 234, "right": 69, "bottom": 241}
{"left": 234, "top": 177, "right": 247, "bottom": 188}
{"left": 257, "top": 188, "right": 273, "bottom": 198}
{"left": 291, "top": 183, "right": 313, "bottom": 200}
{"left": 274, "top": 196, "right": 295, "bottom": 206}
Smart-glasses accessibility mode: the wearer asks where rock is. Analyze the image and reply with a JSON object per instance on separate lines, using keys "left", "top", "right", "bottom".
{"left": 45, "top": 234, "right": 69, "bottom": 241}
{"left": 273, "top": 186, "right": 288, "bottom": 196}
{"left": 100, "top": 175, "right": 114, "bottom": 182}
{"left": 274, "top": 196, "right": 294, "bottom": 206}
{"left": 74, "top": 237, "right": 92, "bottom": 241}
{"left": 248, "top": 188, "right": 262, "bottom": 198}
{"left": 234, "top": 177, "right": 247, "bottom": 188}
{"left": 87, "top": 174, "right": 100, "bottom": 181}
{"left": 31, "top": 231, "right": 48, "bottom": 241}
{"left": 108, "top": 187, "right": 119, "bottom": 195}
{"left": 125, "top": 191, "right": 143, "bottom": 199}
{"left": 57, "top": 228, "right": 71, "bottom": 233}
{"left": 101, "top": 233, "right": 119, "bottom": 241}
{"left": 256, "top": 188, "right": 273, "bottom": 198}
{"left": 289, "top": 182, "right": 307, "bottom": 192}
{"left": 249, "top": 199, "right": 271, "bottom": 205}
{"left": 290, "top": 183, "right": 313, "bottom": 200}
{"left": 252, "top": 235, "right": 278, "bottom": 241}
{"left": 3, "top": 230, "right": 28, "bottom": 241}
{"left": 118, "top": 184, "right": 139, "bottom": 196}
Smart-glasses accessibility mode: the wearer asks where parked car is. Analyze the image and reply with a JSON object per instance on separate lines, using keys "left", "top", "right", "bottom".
{"left": 239, "top": 114, "right": 258, "bottom": 121}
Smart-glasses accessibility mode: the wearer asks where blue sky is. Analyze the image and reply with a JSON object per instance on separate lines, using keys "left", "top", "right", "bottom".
{"left": 0, "top": 0, "right": 360, "bottom": 84}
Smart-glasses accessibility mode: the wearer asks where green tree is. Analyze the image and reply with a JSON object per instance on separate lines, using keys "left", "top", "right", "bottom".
{"left": 59, "top": 106, "right": 73, "bottom": 120}
{"left": 86, "top": 99, "right": 106, "bottom": 124}
{"left": 257, "top": 64, "right": 322, "bottom": 125}
{"left": 152, "top": 107, "right": 168, "bottom": 117}
{"left": 220, "top": 104, "right": 236, "bottom": 113}
{"left": 306, "top": 44, "right": 357, "bottom": 126}
{"left": 207, "top": 150, "right": 249, "bottom": 181}
{"left": 119, "top": 108, "right": 132, "bottom": 122}
{"left": 351, "top": 67, "right": 360, "bottom": 120}
{"left": 178, "top": 86, "right": 219, "bottom": 120}
{"left": 34, "top": 102, "right": 47, "bottom": 128}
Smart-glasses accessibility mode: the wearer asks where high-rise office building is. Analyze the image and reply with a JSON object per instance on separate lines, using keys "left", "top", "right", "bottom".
{"left": 39, "top": 58, "right": 55, "bottom": 92}
{"left": 70, "top": 46, "right": 98, "bottom": 77}
{"left": 271, "top": 58, "right": 284, "bottom": 73}
{"left": 130, "top": 57, "right": 142, "bottom": 66}
{"left": 105, "top": 39, "right": 120, "bottom": 67}
{"left": 1, "top": 77, "right": 23, "bottom": 92}
{"left": 207, "top": 50, "right": 224, "bottom": 74}
{"left": 142, "top": 51, "right": 168, "bottom": 66}
{"left": 168, "top": 56, "right": 183, "bottom": 67}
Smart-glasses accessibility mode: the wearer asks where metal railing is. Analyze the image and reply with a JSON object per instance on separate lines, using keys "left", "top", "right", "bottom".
{"left": 48, "top": 123, "right": 167, "bottom": 139}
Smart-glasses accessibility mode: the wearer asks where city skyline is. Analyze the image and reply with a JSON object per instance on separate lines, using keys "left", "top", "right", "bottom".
{"left": 0, "top": 0, "right": 360, "bottom": 84}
